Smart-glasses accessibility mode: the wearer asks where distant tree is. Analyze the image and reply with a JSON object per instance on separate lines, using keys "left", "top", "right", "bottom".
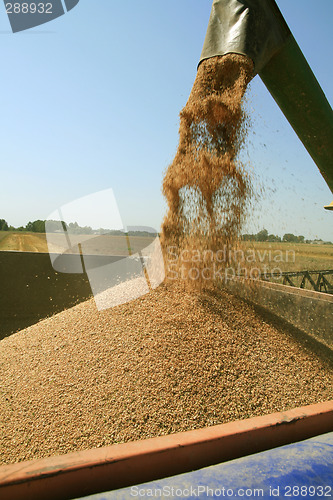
{"left": 68, "top": 222, "right": 79, "bottom": 232}
{"left": 283, "top": 233, "right": 298, "bottom": 243}
{"left": 35, "top": 220, "right": 46, "bottom": 233}
{"left": 45, "top": 220, "right": 67, "bottom": 233}
{"left": 296, "top": 235, "right": 305, "bottom": 243}
{"left": 25, "top": 220, "right": 46, "bottom": 233}
{"left": 242, "top": 234, "right": 256, "bottom": 241}
{"left": 80, "top": 226, "right": 93, "bottom": 235}
{"left": 0, "top": 219, "right": 9, "bottom": 231}
{"left": 267, "top": 234, "right": 281, "bottom": 242}
{"left": 68, "top": 222, "right": 93, "bottom": 234}
{"left": 25, "top": 221, "right": 33, "bottom": 232}
{"left": 256, "top": 229, "right": 269, "bottom": 242}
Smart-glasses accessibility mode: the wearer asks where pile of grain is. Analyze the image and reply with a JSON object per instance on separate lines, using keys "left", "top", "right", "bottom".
{"left": 0, "top": 283, "right": 332, "bottom": 465}
{"left": 161, "top": 54, "right": 254, "bottom": 286}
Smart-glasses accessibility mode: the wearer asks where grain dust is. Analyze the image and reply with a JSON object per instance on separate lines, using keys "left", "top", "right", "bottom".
{"left": 161, "top": 55, "right": 254, "bottom": 287}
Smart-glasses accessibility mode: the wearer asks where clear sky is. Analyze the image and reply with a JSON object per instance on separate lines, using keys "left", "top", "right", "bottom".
{"left": 0, "top": 0, "right": 332, "bottom": 240}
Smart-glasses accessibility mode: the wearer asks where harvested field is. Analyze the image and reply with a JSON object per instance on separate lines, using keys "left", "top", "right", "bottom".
{"left": 0, "top": 231, "right": 9, "bottom": 243}
{"left": 0, "top": 232, "right": 156, "bottom": 256}
{"left": 1, "top": 233, "right": 331, "bottom": 273}
{"left": 0, "top": 283, "right": 332, "bottom": 466}
{"left": 242, "top": 242, "right": 333, "bottom": 273}
{"left": 0, "top": 232, "right": 47, "bottom": 253}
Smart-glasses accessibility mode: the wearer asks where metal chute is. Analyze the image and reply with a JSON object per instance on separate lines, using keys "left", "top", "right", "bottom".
{"left": 200, "top": 0, "right": 333, "bottom": 197}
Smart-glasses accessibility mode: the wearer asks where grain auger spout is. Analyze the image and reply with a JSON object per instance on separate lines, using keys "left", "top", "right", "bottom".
{"left": 200, "top": 0, "right": 333, "bottom": 206}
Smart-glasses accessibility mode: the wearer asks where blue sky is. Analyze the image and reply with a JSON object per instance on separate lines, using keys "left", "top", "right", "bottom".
{"left": 0, "top": 0, "right": 332, "bottom": 240}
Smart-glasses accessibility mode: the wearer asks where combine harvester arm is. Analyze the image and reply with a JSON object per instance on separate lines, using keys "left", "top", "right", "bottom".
{"left": 200, "top": 0, "right": 333, "bottom": 199}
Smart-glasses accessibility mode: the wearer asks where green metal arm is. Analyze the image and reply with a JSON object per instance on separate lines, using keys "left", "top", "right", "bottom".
{"left": 200, "top": 0, "right": 333, "bottom": 195}
{"left": 260, "top": 35, "right": 333, "bottom": 194}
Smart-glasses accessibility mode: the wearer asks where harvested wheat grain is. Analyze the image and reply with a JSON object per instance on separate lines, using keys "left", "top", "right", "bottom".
{"left": 0, "top": 283, "right": 332, "bottom": 466}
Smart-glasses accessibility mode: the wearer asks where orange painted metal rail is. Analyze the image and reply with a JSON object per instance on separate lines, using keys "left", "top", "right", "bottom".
{"left": 0, "top": 400, "right": 332, "bottom": 500}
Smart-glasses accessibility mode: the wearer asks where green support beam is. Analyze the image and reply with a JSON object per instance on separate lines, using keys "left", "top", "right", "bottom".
{"left": 200, "top": 0, "right": 333, "bottom": 195}
{"left": 259, "top": 35, "right": 333, "bottom": 194}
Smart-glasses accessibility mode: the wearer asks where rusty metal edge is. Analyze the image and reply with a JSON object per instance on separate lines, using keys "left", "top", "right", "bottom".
{"left": 0, "top": 400, "right": 332, "bottom": 500}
